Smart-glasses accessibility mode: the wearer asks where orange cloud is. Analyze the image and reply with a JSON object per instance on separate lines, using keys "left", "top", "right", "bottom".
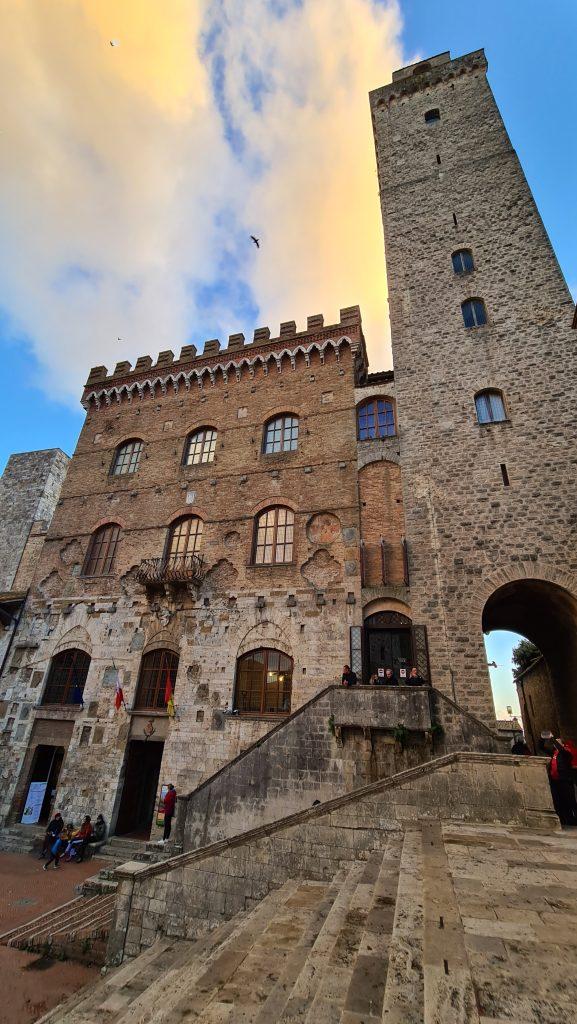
{"left": 0, "top": 1, "right": 402, "bottom": 403}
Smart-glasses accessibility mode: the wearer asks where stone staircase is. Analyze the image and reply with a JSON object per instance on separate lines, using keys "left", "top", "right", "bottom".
{"left": 0, "top": 891, "right": 116, "bottom": 965}
{"left": 35, "top": 820, "right": 577, "bottom": 1023}
{"left": 80, "top": 836, "right": 181, "bottom": 896}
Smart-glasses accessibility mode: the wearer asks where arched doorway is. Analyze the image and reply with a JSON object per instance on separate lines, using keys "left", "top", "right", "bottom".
{"left": 483, "top": 579, "right": 577, "bottom": 743}
{"left": 364, "top": 611, "right": 413, "bottom": 682}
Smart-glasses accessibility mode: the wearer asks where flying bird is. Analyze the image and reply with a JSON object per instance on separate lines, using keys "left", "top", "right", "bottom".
{"left": 250, "top": 235, "right": 260, "bottom": 248}
{"left": 110, "top": 39, "right": 120, "bottom": 47}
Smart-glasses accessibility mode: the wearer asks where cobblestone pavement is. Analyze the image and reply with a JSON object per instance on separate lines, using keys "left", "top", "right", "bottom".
{"left": 0, "top": 851, "right": 105, "bottom": 1024}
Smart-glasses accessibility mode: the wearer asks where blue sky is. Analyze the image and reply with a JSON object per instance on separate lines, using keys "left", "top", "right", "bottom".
{"left": 1, "top": 0, "right": 575, "bottom": 720}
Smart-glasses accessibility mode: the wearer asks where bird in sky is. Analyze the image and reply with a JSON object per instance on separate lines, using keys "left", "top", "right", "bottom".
{"left": 250, "top": 235, "right": 260, "bottom": 248}
{"left": 110, "top": 39, "right": 120, "bottom": 47}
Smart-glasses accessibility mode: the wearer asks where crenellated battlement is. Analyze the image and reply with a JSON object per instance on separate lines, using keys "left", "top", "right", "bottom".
{"left": 369, "top": 48, "right": 487, "bottom": 107}
{"left": 82, "top": 306, "right": 365, "bottom": 408}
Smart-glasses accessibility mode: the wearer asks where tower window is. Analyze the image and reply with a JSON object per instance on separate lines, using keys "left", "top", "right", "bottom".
{"left": 452, "top": 249, "right": 474, "bottom": 275}
{"left": 41, "top": 649, "right": 91, "bottom": 706}
{"left": 166, "top": 516, "right": 203, "bottom": 562}
{"left": 263, "top": 415, "right": 299, "bottom": 454}
{"left": 233, "top": 648, "right": 293, "bottom": 716}
{"left": 82, "top": 523, "right": 121, "bottom": 576}
{"left": 357, "top": 397, "right": 396, "bottom": 440}
{"left": 253, "top": 506, "right": 294, "bottom": 564}
{"left": 461, "top": 298, "right": 487, "bottom": 329}
{"left": 475, "top": 390, "right": 507, "bottom": 424}
{"left": 111, "top": 439, "right": 143, "bottom": 476}
{"left": 184, "top": 427, "right": 217, "bottom": 465}
{"left": 424, "top": 108, "right": 440, "bottom": 123}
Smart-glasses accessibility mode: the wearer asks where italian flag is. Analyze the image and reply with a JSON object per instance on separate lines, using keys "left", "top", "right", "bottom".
{"left": 114, "top": 678, "right": 125, "bottom": 711}
{"left": 165, "top": 670, "right": 175, "bottom": 718}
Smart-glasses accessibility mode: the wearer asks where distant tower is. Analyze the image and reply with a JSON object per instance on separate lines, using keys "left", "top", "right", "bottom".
{"left": 370, "top": 50, "right": 577, "bottom": 734}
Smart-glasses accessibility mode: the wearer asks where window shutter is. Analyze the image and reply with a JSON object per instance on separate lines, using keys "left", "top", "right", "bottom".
{"left": 349, "top": 626, "right": 363, "bottom": 680}
{"left": 411, "top": 625, "right": 430, "bottom": 681}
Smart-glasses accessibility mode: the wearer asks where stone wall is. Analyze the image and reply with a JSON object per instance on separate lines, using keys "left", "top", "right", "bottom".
{"left": 516, "top": 656, "right": 559, "bottom": 751}
{"left": 370, "top": 50, "right": 577, "bottom": 727}
{"left": 108, "top": 752, "right": 556, "bottom": 963}
{"left": 178, "top": 684, "right": 506, "bottom": 851}
{"left": 0, "top": 449, "right": 69, "bottom": 592}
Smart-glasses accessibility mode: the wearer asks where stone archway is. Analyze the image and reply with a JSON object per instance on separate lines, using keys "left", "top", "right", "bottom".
{"left": 482, "top": 577, "right": 577, "bottom": 742}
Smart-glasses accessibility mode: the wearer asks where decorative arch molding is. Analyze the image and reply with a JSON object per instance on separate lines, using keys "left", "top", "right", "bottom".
{"left": 88, "top": 516, "right": 127, "bottom": 534}
{"left": 358, "top": 448, "right": 401, "bottom": 469}
{"left": 249, "top": 495, "right": 297, "bottom": 517}
{"left": 363, "top": 597, "right": 412, "bottom": 620}
{"left": 53, "top": 625, "right": 93, "bottom": 657}
{"left": 142, "top": 629, "right": 180, "bottom": 657}
{"left": 84, "top": 337, "right": 353, "bottom": 409}
{"left": 111, "top": 433, "right": 145, "bottom": 450}
{"left": 472, "top": 562, "right": 577, "bottom": 625}
{"left": 166, "top": 506, "right": 205, "bottom": 526}
{"left": 237, "top": 620, "right": 293, "bottom": 660}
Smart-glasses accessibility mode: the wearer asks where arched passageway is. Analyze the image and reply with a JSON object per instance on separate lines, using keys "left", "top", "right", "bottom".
{"left": 483, "top": 579, "right": 577, "bottom": 743}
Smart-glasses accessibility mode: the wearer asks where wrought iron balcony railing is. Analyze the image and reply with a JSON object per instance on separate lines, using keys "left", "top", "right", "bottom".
{"left": 134, "top": 554, "right": 206, "bottom": 588}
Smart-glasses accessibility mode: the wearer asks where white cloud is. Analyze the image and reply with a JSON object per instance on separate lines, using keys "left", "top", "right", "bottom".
{"left": 0, "top": 0, "right": 402, "bottom": 404}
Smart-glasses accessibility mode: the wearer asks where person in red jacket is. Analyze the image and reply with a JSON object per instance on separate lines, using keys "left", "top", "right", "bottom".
{"left": 162, "top": 784, "right": 177, "bottom": 842}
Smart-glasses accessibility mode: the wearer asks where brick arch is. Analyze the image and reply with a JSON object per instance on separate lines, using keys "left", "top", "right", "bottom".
{"left": 165, "top": 506, "right": 205, "bottom": 525}
{"left": 362, "top": 598, "right": 411, "bottom": 620}
{"left": 249, "top": 496, "right": 297, "bottom": 517}
{"left": 142, "top": 629, "right": 180, "bottom": 657}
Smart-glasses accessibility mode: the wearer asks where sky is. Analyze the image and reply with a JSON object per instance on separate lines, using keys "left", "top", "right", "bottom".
{"left": 1, "top": 0, "right": 575, "bottom": 719}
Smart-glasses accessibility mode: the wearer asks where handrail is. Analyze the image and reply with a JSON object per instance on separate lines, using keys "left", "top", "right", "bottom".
{"left": 134, "top": 554, "right": 205, "bottom": 586}
{"left": 115, "top": 751, "right": 549, "bottom": 883}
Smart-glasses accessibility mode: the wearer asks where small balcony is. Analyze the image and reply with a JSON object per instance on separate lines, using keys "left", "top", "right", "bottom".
{"left": 135, "top": 554, "right": 206, "bottom": 589}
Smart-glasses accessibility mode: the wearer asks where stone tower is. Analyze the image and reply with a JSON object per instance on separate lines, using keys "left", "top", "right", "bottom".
{"left": 370, "top": 50, "right": 577, "bottom": 733}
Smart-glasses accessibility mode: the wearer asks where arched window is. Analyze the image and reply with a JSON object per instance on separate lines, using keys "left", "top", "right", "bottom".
{"left": 263, "top": 414, "right": 298, "bottom": 454}
{"left": 461, "top": 298, "right": 487, "bottom": 328}
{"left": 134, "top": 649, "right": 179, "bottom": 710}
{"left": 41, "top": 649, "right": 90, "bottom": 706}
{"left": 82, "top": 523, "right": 121, "bottom": 576}
{"left": 452, "top": 249, "right": 474, "bottom": 275}
{"left": 234, "top": 648, "right": 293, "bottom": 715}
{"left": 165, "top": 516, "right": 203, "bottom": 563}
{"left": 475, "top": 390, "right": 507, "bottom": 424}
{"left": 184, "top": 427, "right": 217, "bottom": 466}
{"left": 111, "top": 439, "right": 143, "bottom": 476}
{"left": 253, "top": 506, "right": 294, "bottom": 564}
{"left": 357, "top": 397, "right": 396, "bottom": 440}
{"left": 424, "top": 108, "right": 440, "bottom": 123}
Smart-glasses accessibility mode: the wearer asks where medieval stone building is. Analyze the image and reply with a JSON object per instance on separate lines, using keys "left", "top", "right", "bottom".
{"left": 0, "top": 47, "right": 575, "bottom": 844}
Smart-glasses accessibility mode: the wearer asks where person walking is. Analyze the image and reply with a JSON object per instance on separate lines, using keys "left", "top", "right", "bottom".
{"left": 39, "top": 812, "right": 63, "bottom": 859}
{"left": 162, "top": 784, "right": 177, "bottom": 842}
{"left": 43, "top": 822, "right": 73, "bottom": 870}
{"left": 341, "top": 665, "right": 357, "bottom": 687}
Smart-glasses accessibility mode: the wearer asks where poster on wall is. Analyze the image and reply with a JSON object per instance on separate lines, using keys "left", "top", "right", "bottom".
{"left": 156, "top": 784, "right": 168, "bottom": 828}
{"left": 21, "top": 781, "right": 48, "bottom": 825}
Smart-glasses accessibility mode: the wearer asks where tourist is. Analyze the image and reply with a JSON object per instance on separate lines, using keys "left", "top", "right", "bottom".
{"left": 341, "top": 665, "right": 357, "bottom": 687}
{"left": 511, "top": 737, "right": 531, "bottom": 755}
{"left": 87, "top": 814, "right": 107, "bottom": 852}
{"left": 64, "top": 816, "right": 93, "bottom": 862}
{"left": 43, "top": 822, "right": 73, "bottom": 870}
{"left": 407, "top": 667, "right": 426, "bottom": 686}
{"left": 162, "top": 784, "right": 177, "bottom": 842}
{"left": 548, "top": 738, "right": 577, "bottom": 826}
{"left": 384, "top": 668, "right": 399, "bottom": 686}
{"left": 38, "top": 812, "right": 63, "bottom": 859}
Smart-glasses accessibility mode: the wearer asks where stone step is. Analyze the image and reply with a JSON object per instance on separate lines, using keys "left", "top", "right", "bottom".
{"left": 381, "top": 827, "right": 425, "bottom": 1024}
{"left": 142, "top": 881, "right": 306, "bottom": 1024}
{"left": 0, "top": 892, "right": 116, "bottom": 950}
{"left": 339, "top": 834, "right": 403, "bottom": 1022}
{"left": 273, "top": 859, "right": 371, "bottom": 1023}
